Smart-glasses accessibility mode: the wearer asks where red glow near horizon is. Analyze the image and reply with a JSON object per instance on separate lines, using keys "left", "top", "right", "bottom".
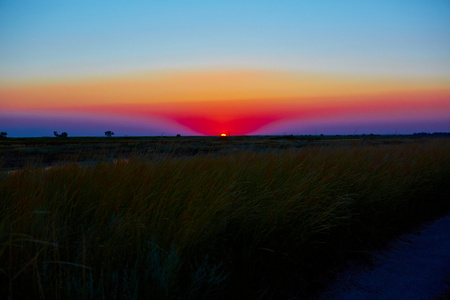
{"left": 170, "top": 115, "right": 280, "bottom": 135}
{"left": 52, "top": 89, "right": 449, "bottom": 135}
{"left": 1, "top": 83, "right": 449, "bottom": 135}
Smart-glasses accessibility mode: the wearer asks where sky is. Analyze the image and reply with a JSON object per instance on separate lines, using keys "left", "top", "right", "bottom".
{"left": 0, "top": 0, "right": 449, "bottom": 136}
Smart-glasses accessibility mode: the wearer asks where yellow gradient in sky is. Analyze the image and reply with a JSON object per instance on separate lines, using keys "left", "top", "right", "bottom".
{"left": 1, "top": 69, "right": 449, "bottom": 110}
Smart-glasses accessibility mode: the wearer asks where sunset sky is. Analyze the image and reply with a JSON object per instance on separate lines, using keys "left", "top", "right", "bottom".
{"left": 1, "top": 1, "right": 449, "bottom": 136}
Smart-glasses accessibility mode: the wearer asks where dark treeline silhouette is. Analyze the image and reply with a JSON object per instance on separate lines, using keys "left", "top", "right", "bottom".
{"left": 1, "top": 131, "right": 449, "bottom": 139}
{"left": 413, "top": 132, "right": 450, "bottom": 137}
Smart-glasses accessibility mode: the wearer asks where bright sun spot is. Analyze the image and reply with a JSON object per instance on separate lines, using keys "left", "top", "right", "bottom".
{"left": 221, "top": 133, "right": 227, "bottom": 137}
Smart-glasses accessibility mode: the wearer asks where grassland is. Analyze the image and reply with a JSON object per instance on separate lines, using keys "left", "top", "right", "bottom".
{"left": 1, "top": 136, "right": 449, "bottom": 299}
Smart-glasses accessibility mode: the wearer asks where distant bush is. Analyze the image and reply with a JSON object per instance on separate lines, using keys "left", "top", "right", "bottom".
{"left": 105, "top": 131, "right": 114, "bottom": 137}
{"left": 0, "top": 132, "right": 6, "bottom": 138}
{"left": 54, "top": 131, "right": 68, "bottom": 137}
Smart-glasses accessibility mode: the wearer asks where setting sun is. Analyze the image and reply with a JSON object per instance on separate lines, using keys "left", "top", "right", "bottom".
{"left": 221, "top": 133, "right": 227, "bottom": 137}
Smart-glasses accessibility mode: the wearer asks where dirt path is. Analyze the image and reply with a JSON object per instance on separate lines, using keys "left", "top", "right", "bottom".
{"left": 318, "top": 215, "right": 450, "bottom": 300}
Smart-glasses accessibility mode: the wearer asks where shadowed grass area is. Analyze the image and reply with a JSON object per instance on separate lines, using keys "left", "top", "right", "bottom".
{"left": 1, "top": 138, "right": 449, "bottom": 299}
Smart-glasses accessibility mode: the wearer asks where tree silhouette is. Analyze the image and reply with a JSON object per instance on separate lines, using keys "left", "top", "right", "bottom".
{"left": 54, "top": 131, "right": 68, "bottom": 137}
{"left": 0, "top": 132, "right": 7, "bottom": 138}
{"left": 105, "top": 131, "right": 114, "bottom": 137}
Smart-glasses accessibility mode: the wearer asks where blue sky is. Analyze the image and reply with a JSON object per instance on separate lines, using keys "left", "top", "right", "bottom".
{"left": 1, "top": 0, "right": 449, "bottom": 82}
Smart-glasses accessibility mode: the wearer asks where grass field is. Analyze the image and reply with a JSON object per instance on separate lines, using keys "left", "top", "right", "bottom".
{"left": 1, "top": 136, "right": 449, "bottom": 299}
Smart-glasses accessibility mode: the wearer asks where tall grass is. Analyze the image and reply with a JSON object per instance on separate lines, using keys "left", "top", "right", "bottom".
{"left": 1, "top": 138, "right": 449, "bottom": 299}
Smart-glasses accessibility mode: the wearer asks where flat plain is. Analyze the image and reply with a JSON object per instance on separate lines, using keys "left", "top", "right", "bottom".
{"left": 1, "top": 135, "right": 449, "bottom": 299}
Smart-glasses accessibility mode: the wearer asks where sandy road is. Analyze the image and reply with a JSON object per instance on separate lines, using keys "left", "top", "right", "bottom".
{"left": 318, "top": 215, "right": 450, "bottom": 300}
